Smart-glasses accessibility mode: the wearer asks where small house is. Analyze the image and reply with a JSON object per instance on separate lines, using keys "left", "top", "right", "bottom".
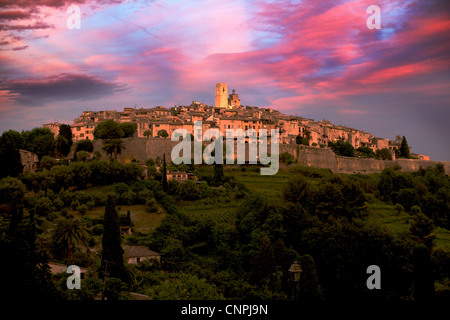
{"left": 123, "top": 245, "right": 160, "bottom": 265}
{"left": 48, "top": 262, "right": 88, "bottom": 279}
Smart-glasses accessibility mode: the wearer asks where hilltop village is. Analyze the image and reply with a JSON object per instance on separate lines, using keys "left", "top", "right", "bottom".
{"left": 43, "top": 83, "right": 428, "bottom": 161}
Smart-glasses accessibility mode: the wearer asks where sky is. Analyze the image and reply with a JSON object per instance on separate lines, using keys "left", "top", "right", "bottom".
{"left": 0, "top": 0, "right": 449, "bottom": 160}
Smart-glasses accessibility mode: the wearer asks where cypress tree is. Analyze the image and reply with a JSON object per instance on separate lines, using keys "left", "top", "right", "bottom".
{"left": 58, "top": 124, "right": 73, "bottom": 156}
{"left": 400, "top": 136, "right": 410, "bottom": 158}
{"left": 162, "top": 153, "right": 168, "bottom": 192}
{"left": 0, "top": 135, "right": 23, "bottom": 179}
{"left": 298, "top": 254, "right": 323, "bottom": 301}
{"left": 213, "top": 163, "right": 224, "bottom": 185}
{"left": 100, "top": 195, "right": 126, "bottom": 282}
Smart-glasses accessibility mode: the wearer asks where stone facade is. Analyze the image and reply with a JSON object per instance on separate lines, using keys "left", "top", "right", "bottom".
{"left": 20, "top": 149, "right": 38, "bottom": 173}
{"left": 92, "top": 138, "right": 449, "bottom": 174}
{"left": 47, "top": 82, "right": 430, "bottom": 160}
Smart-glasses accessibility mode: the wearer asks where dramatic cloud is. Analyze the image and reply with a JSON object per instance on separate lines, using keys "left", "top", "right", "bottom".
{"left": 0, "top": 0, "right": 449, "bottom": 160}
{"left": 0, "top": 73, "right": 128, "bottom": 106}
{"left": 0, "top": 10, "right": 32, "bottom": 20}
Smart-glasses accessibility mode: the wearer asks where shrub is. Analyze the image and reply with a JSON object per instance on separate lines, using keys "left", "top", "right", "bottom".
{"left": 53, "top": 197, "right": 64, "bottom": 211}
{"left": 75, "top": 139, "right": 94, "bottom": 153}
{"left": 77, "top": 204, "right": 88, "bottom": 215}
{"left": 92, "top": 224, "right": 104, "bottom": 235}
{"left": 61, "top": 208, "right": 68, "bottom": 217}
{"left": 113, "top": 182, "right": 130, "bottom": 195}
{"left": 86, "top": 200, "right": 95, "bottom": 210}
{"left": 35, "top": 197, "right": 53, "bottom": 217}
{"left": 137, "top": 189, "right": 154, "bottom": 204}
{"left": 91, "top": 192, "right": 107, "bottom": 206}
{"left": 71, "top": 200, "right": 80, "bottom": 211}
{"left": 75, "top": 192, "right": 92, "bottom": 204}
{"left": 58, "top": 189, "right": 74, "bottom": 206}
{"left": 280, "top": 152, "right": 295, "bottom": 165}
{"left": 411, "top": 205, "right": 422, "bottom": 215}
{"left": 46, "top": 212, "right": 59, "bottom": 221}
{"left": 145, "top": 198, "right": 158, "bottom": 213}
{"left": 76, "top": 150, "right": 90, "bottom": 162}
{"left": 121, "top": 189, "right": 136, "bottom": 205}
{"left": 81, "top": 217, "right": 93, "bottom": 227}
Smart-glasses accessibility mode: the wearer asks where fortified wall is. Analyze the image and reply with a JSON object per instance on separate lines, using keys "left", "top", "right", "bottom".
{"left": 92, "top": 138, "right": 450, "bottom": 174}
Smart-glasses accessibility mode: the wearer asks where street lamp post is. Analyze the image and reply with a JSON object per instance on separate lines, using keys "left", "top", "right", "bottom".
{"left": 288, "top": 260, "right": 303, "bottom": 300}
{"left": 289, "top": 261, "right": 303, "bottom": 282}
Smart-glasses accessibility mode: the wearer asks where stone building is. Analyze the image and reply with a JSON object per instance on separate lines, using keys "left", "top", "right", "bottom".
{"left": 45, "top": 82, "right": 427, "bottom": 160}
{"left": 123, "top": 245, "right": 160, "bottom": 265}
{"left": 215, "top": 82, "right": 228, "bottom": 109}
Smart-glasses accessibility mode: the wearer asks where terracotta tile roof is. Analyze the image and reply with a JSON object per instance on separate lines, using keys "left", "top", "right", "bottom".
{"left": 123, "top": 245, "right": 159, "bottom": 259}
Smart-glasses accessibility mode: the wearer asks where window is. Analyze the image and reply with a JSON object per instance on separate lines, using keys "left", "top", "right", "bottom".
{"left": 137, "top": 257, "right": 140, "bottom": 263}
{"left": 76, "top": 127, "right": 81, "bottom": 131}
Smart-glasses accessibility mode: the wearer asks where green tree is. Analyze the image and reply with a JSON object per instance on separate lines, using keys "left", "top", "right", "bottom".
{"left": 145, "top": 198, "right": 158, "bottom": 212}
{"left": 157, "top": 129, "right": 169, "bottom": 138}
{"left": 40, "top": 155, "right": 57, "bottom": 170}
{"left": 1, "top": 211, "right": 60, "bottom": 300}
{"left": 250, "top": 236, "right": 276, "bottom": 283}
{"left": 55, "top": 135, "right": 69, "bottom": 157}
{"left": 100, "top": 195, "right": 127, "bottom": 283}
{"left": 1, "top": 129, "right": 24, "bottom": 149}
{"left": 69, "top": 162, "right": 91, "bottom": 189}
{"left": 375, "top": 148, "right": 392, "bottom": 160}
{"left": 58, "top": 124, "right": 73, "bottom": 156}
{"left": 51, "top": 218, "right": 90, "bottom": 263}
{"left": 162, "top": 154, "right": 168, "bottom": 192}
{"left": 328, "top": 140, "right": 355, "bottom": 157}
{"left": 146, "top": 274, "right": 224, "bottom": 300}
{"left": 282, "top": 175, "right": 313, "bottom": 209}
{"left": 356, "top": 146, "right": 375, "bottom": 158}
{"left": 143, "top": 130, "right": 152, "bottom": 139}
{"left": 213, "top": 163, "right": 224, "bottom": 185}
{"left": 298, "top": 254, "right": 323, "bottom": 301}
{"left": 119, "top": 123, "right": 137, "bottom": 138}
{"left": 75, "top": 139, "right": 93, "bottom": 153}
{"left": 33, "top": 134, "right": 55, "bottom": 160}
{"left": 94, "top": 120, "right": 123, "bottom": 140}
{"left": 394, "top": 203, "right": 404, "bottom": 216}
{"left": 21, "top": 127, "right": 54, "bottom": 151}
{"left": 280, "top": 152, "right": 295, "bottom": 164}
{"left": 34, "top": 196, "right": 53, "bottom": 217}
{"left": 296, "top": 134, "right": 309, "bottom": 146}
{"left": 400, "top": 136, "right": 410, "bottom": 158}
{"left": 102, "top": 138, "right": 125, "bottom": 160}
{"left": 76, "top": 151, "right": 90, "bottom": 162}
{"left": 0, "top": 132, "right": 23, "bottom": 178}
{"left": 0, "top": 177, "right": 26, "bottom": 233}
{"left": 410, "top": 212, "right": 436, "bottom": 250}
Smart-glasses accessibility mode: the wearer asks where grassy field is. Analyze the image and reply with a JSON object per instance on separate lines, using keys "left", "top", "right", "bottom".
{"left": 365, "top": 201, "right": 450, "bottom": 250}
{"left": 61, "top": 165, "right": 449, "bottom": 250}
{"left": 178, "top": 200, "right": 238, "bottom": 224}
{"left": 70, "top": 204, "right": 167, "bottom": 234}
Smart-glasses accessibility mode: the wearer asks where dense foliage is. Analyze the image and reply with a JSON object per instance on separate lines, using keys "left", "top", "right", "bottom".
{"left": 0, "top": 153, "right": 448, "bottom": 301}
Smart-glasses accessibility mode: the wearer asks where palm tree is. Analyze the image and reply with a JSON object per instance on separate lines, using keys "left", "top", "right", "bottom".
{"left": 55, "top": 134, "right": 69, "bottom": 157}
{"left": 143, "top": 130, "right": 152, "bottom": 139}
{"left": 102, "top": 138, "right": 125, "bottom": 160}
{"left": 52, "top": 218, "right": 90, "bottom": 263}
